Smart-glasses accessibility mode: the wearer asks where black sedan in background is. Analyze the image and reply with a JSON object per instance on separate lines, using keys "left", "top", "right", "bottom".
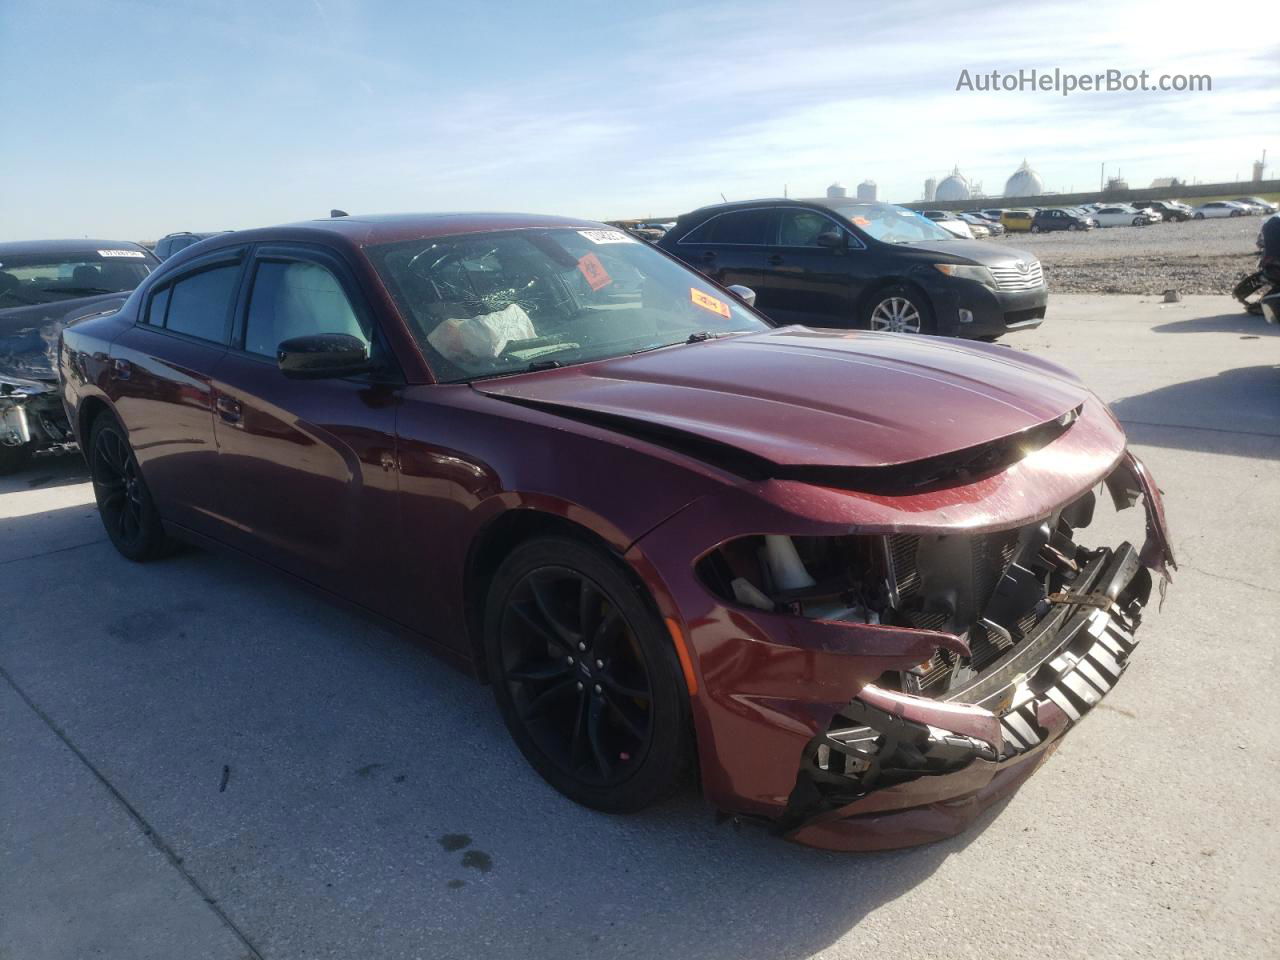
{"left": 0, "top": 239, "right": 158, "bottom": 472}
{"left": 656, "top": 199, "right": 1046, "bottom": 338}
{"left": 1031, "top": 208, "right": 1096, "bottom": 232}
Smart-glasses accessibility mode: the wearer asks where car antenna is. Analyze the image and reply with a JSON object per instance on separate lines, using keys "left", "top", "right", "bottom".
{"left": 330, "top": 209, "right": 349, "bottom": 218}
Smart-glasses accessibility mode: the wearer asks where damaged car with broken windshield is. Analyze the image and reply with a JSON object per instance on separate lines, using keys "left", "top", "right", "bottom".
{"left": 1, "top": 239, "right": 158, "bottom": 473}
{"left": 59, "top": 213, "right": 1174, "bottom": 850}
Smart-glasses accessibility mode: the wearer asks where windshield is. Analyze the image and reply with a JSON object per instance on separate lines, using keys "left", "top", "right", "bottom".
{"left": 368, "top": 228, "right": 769, "bottom": 382}
{"left": 822, "top": 202, "right": 956, "bottom": 243}
{"left": 0, "top": 249, "right": 153, "bottom": 308}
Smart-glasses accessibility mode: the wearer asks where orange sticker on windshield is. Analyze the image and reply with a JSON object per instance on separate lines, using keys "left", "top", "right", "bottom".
{"left": 577, "top": 253, "right": 612, "bottom": 292}
{"left": 852, "top": 216, "right": 870, "bottom": 226}
{"left": 690, "top": 288, "right": 730, "bottom": 318}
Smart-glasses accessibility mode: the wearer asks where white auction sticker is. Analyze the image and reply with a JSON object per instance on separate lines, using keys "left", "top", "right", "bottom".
{"left": 98, "top": 249, "right": 146, "bottom": 258}
{"left": 577, "top": 229, "right": 635, "bottom": 245}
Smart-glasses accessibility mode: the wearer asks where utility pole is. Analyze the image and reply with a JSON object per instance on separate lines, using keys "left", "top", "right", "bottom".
{"left": 1100, "top": 162, "right": 1104, "bottom": 191}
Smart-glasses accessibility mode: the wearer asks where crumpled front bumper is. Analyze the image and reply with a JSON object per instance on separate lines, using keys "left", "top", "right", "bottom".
{"left": 783, "top": 542, "right": 1152, "bottom": 851}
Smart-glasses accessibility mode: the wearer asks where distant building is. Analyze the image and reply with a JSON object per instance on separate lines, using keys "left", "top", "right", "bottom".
{"left": 1004, "top": 160, "right": 1044, "bottom": 198}
{"left": 1253, "top": 157, "right": 1267, "bottom": 182}
{"left": 923, "top": 177, "right": 937, "bottom": 202}
{"left": 826, "top": 182, "right": 848, "bottom": 199}
{"left": 1104, "top": 175, "right": 1129, "bottom": 193}
{"left": 935, "top": 166, "right": 971, "bottom": 202}
{"left": 856, "top": 180, "right": 877, "bottom": 201}
{"left": 1149, "top": 177, "right": 1183, "bottom": 189}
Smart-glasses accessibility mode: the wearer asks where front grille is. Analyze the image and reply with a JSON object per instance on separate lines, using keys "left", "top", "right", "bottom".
{"left": 889, "top": 529, "right": 1027, "bottom": 693}
{"left": 888, "top": 530, "right": 1020, "bottom": 629}
{"left": 989, "top": 260, "right": 1044, "bottom": 291}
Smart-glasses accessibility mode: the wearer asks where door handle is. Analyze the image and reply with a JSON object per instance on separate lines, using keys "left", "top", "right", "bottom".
{"left": 216, "top": 395, "right": 242, "bottom": 425}
{"left": 113, "top": 358, "right": 132, "bottom": 380}
{"left": 767, "top": 254, "right": 784, "bottom": 266}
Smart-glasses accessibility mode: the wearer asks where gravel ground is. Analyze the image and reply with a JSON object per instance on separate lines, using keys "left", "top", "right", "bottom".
{"left": 997, "top": 215, "right": 1266, "bottom": 296}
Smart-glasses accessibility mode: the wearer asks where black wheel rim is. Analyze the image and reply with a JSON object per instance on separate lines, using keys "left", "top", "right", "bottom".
{"left": 92, "top": 429, "right": 144, "bottom": 546}
{"left": 500, "top": 566, "right": 654, "bottom": 787}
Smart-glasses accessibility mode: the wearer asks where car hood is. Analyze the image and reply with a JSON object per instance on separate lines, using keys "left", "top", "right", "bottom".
{"left": 0, "top": 293, "right": 128, "bottom": 381}
{"left": 896, "top": 237, "right": 1032, "bottom": 266}
{"left": 472, "top": 327, "right": 1091, "bottom": 473}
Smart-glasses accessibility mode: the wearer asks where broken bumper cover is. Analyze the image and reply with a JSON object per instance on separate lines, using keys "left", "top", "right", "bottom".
{"left": 0, "top": 375, "right": 75, "bottom": 458}
{"left": 782, "top": 542, "right": 1153, "bottom": 851}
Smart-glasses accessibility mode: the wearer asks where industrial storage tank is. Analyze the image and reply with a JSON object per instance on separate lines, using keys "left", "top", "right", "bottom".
{"left": 856, "top": 180, "right": 877, "bottom": 200}
{"left": 1004, "top": 160, "right": 1044, "bottom": 198}
{"left": 935, "top": 167, "right": 971, "bottom": 202}
{"left": 826, "top": 182, "right": 848, "bottom": 198}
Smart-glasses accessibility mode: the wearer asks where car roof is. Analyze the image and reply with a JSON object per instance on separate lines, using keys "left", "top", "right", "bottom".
{"left": 189, "top": 212, "right": 608, "bottom": 251}
{"left": 0, "top": 238, "right": 153, "bottom": 256}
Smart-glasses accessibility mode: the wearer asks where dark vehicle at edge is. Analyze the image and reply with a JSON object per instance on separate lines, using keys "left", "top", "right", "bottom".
{"left": 1, "top": 238, "right": 159, "bottom": 473}
{"left": 154, "top": 231, "right": 231, "bottom": 260}
{"left": 656, "top": 198, "right": 1047, "bottom": 338}
{"left": 59, "top": 212, "right": 1173, "bottom": 851}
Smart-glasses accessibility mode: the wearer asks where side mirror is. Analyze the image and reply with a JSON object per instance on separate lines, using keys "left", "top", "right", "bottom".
{"left": 815, "top": 231, "right": 845, "bottom": 250}
{"left": 277, "top": 333, "right": 370, "bottom": 379}
{"left": 725, "top": 284, "right": 756, "bottom": 307}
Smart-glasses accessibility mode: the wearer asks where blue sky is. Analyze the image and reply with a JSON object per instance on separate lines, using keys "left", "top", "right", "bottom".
{"left": 1, "top": 0, "right": 1274, "bottom": 240}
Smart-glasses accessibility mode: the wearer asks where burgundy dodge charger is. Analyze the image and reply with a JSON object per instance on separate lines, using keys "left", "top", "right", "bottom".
{"left": 59, "top": 213, "right": 1175, "bottom": 850}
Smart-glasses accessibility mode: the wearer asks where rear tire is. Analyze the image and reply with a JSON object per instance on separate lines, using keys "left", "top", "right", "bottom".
{"left": 1194, "top": 212, "right": 1204, "bottom": 220}
{"left": 484, "top": 536, "right": 693, "bottom": 813}
{"left": 88, "top": 414, "right": 174, "bottom": 561}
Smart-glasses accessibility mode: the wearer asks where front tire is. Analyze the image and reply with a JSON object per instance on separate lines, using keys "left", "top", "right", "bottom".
{"left": 861, "top": 285, "right": 935, "bottom": 334}
{"left": 1194, "top": 212, "right": 1204, "bottom": 220}
{"left": 88, "top": 414, "right": 173, "bottom": 561}
{"left": 484, "top": 537, "right": 693, "bottom": 813}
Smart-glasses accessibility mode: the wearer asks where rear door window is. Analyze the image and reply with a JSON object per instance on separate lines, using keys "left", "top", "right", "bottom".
{"left": 161, "top": 263, "right": 241, "bottom": 343}
{"left": 710, "top": 209, "right": 774, "bottom": 245}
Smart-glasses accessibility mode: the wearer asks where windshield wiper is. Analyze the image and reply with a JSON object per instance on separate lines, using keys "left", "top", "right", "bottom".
{"left": 40, "top": 285, "right": 116, "bottom": 295}
{"left": 525, "top": 359, "right": 563, "bottom": 371}
{"left": 685, "top": 331, "right": 715, "bottom": 343}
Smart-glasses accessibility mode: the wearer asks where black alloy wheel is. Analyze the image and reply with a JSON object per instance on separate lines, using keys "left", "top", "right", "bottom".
{"left": 485, "top": 537, "right": 691, "bottom": 812}
{"left": 89, "top": 415, "right": 172, "bottom": 561}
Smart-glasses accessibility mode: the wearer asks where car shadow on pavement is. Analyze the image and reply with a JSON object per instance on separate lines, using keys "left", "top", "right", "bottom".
{"left": 1149, "top": 310, "right": 1277, "bottom": 336}
{"left": 1110, "top": 364, "right": 1280, "bottom": 459}
{"left": 0, "top": 453, "right": 89, "bottom": 494}
{"left": 0, "top": 498, "right": 1007, "bottom": 960}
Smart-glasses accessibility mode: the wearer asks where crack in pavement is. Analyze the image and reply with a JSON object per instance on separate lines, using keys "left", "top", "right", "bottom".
{"left": 1117, "top": 418, "right": 1280, "bottom": 441}
{"left": 0, "top": 539, "right": 107, "bottom": 567}
{"left": 0, "top": 662, "right": 266, "bottom": 960}
{"left": 1179, "top": 563, "right": 1280, "bottom": 597}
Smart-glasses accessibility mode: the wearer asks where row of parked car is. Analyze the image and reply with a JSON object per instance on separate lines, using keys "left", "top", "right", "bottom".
{"left": 4, "top": 198, "right": 1050, "bottom": 473}
{"left": 917, "top": 196, "right": 1278, "bottom": 236}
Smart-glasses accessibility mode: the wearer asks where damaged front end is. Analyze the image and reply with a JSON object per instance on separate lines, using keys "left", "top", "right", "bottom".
{"left": 693, "top": 452, "right": 1174, "bottom": 850}
{"left": 0, "top": 375, "right": 75, "bottom": 474}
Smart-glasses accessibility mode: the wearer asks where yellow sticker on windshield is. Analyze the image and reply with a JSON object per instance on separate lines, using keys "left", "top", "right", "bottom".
{"left": 691, "top": 288, "right": 730, "bottom": 318}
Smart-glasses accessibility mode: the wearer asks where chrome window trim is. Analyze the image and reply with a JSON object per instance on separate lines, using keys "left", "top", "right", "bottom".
{"left": 677, "top": 206, "right": 866, "bottom": 250}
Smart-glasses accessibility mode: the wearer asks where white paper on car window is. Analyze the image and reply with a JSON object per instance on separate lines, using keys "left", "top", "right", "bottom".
{"left": 577, "top": 230, "right": 635, "bottom": 245}
{"left": 98, "top": 249, "right": 146, "bottom": 258}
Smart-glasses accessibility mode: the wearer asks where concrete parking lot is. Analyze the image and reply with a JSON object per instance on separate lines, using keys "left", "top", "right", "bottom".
{"left": 2, "top": 295, "right": 1277, "bottom": 960}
